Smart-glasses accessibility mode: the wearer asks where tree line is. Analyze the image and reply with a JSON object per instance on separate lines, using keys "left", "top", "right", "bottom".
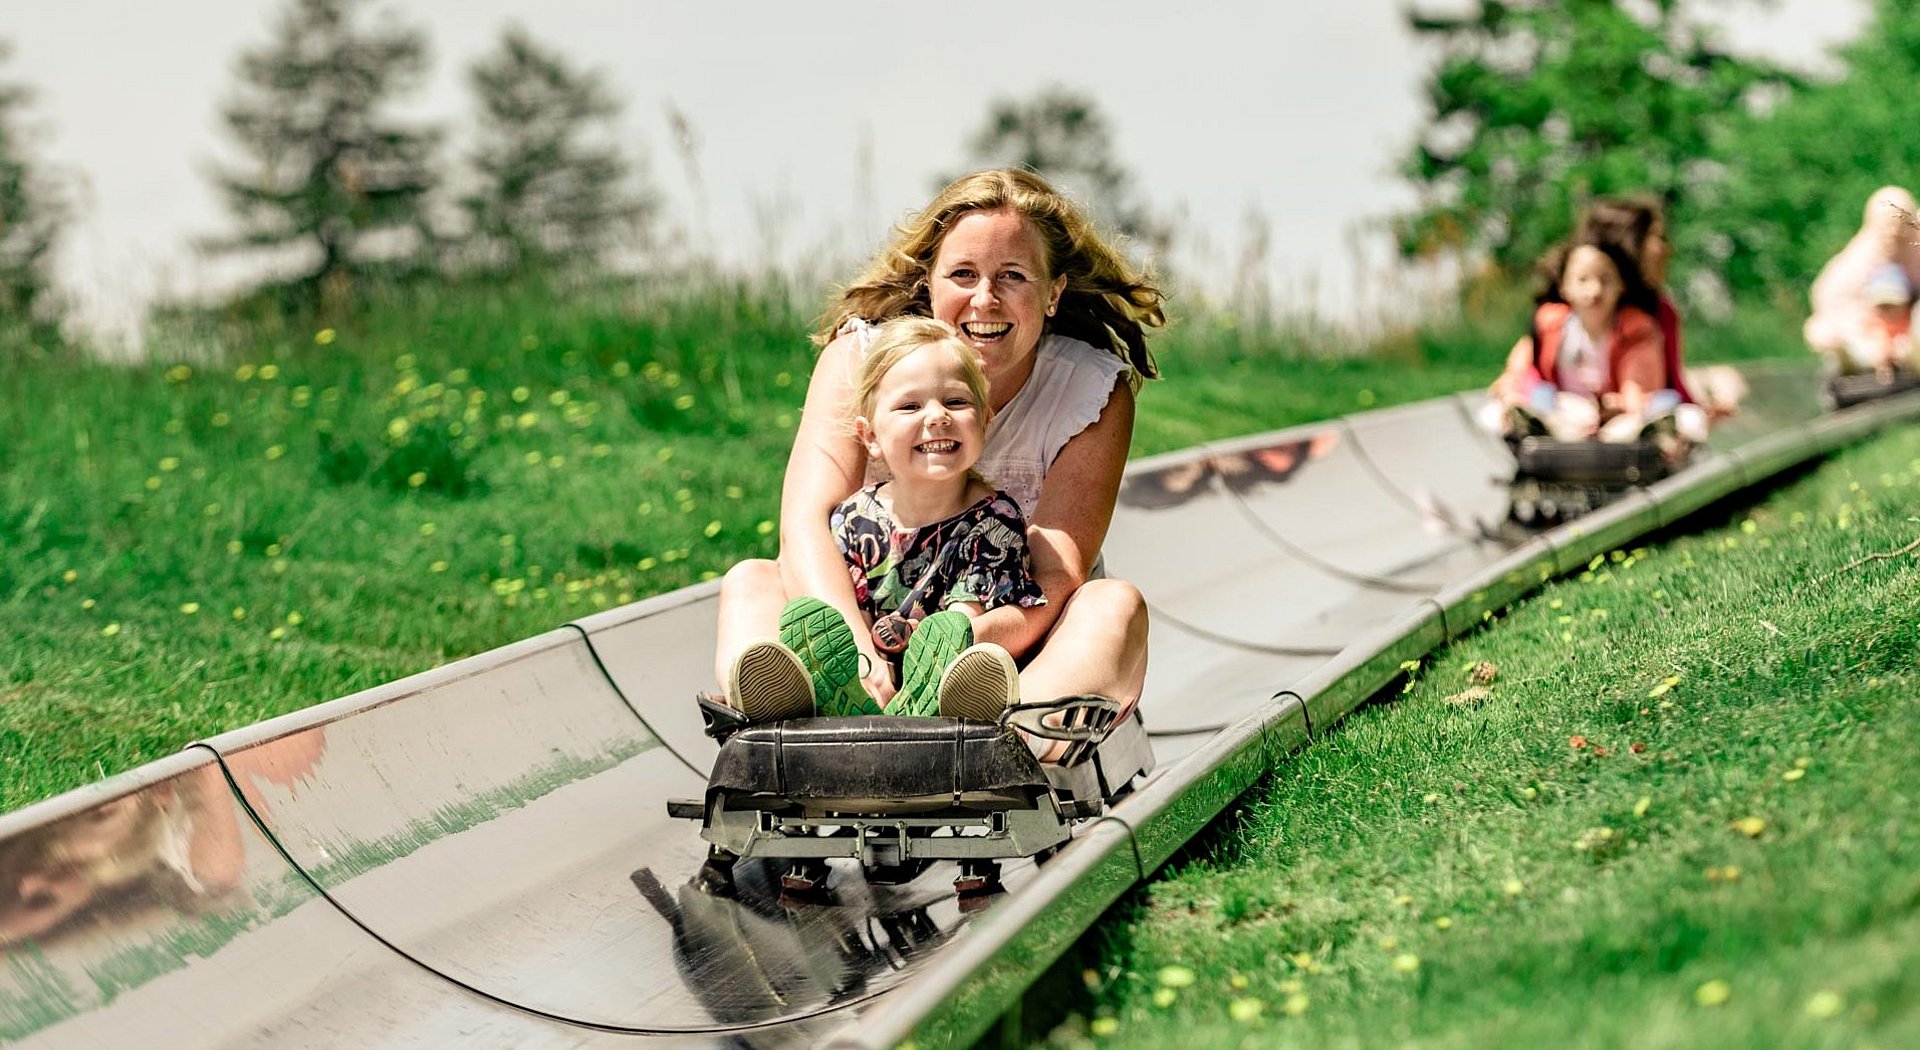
{"left": 2, "top": 0, "right": 1916, "bottom": 330}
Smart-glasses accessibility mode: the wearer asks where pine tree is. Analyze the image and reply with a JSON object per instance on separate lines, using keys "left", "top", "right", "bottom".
{"left": 211, "top": 0, "right": 440, "bottom": 299}
{"left": 461, "top": 25, "right": 651, "bottom": 271}
{"left": 1397, "top": 0, "right": 1792, "bottom": 285}
{"left": 0, "top": 41, "right": 63, "bottom": 322}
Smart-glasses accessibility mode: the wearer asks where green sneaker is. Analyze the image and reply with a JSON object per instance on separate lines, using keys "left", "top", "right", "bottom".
{"left": 778, "top": 597, "right": 880, "bottom": 717}
{"left": 893, "top": 610, "right": 973, "bottom": 717}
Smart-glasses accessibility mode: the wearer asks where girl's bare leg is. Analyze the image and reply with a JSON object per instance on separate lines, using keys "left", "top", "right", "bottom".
{"left": 712, "top": 558, "right": 789, "bottom": 691}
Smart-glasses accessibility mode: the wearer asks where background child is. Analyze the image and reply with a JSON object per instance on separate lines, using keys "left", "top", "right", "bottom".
{"left": 1859, "top": 262, "right": 1913, "bottom": 379}
{"left": 1489, "top": 237, "right": 1669, "bottom": 444}
{"left": 1578, "top": 194, "right": 1727, "bottom": 434}
{"left": 727, "top": 317, "right": 1042, "bottom": 723}
{"left": 1806, "top": 186, "right": 1920, "bottom": 378}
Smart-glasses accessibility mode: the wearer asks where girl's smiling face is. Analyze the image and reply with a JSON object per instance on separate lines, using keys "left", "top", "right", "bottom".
{"left": 927, "top": 208, "right": 1067, "bottom": 407}
{"left": 857, "top": 344, "right": 987, "bottom": 487}
{"left": 1563, "top": 245, "right": 1624, "bottom": 320}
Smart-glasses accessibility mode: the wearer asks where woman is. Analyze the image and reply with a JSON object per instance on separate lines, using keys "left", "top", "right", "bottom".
{"left": 713, "top": 169, "right": 1164, "bottom": 756}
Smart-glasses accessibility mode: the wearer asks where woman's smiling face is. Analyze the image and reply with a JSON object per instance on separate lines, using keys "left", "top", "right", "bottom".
{"left": 927, "top": 208, "right": 1066, "bottom": 407}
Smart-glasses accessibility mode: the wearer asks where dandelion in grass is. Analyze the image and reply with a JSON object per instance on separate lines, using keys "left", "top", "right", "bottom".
{"left": 231, "top": 607, "right": 246, "bottom": 621}
{"left": 101, "top": 623, "right": 121, "bottom": 637}
{"left": 1434, "top": 916, "right": 1453, "bottom": 930}
{"left": 180, "top": 602, "right": 200, "bottom": 615}
{"left": 1784, "top": 768, "right": 1806, "bottom": 782}
{"left": 1633, "top": 796, "right": 1651, "bottom": 817}
{"left": 1151, "top": 988, "right": 1178, "bottom": 1008}
{"left": 1228, "top": 973, "right": 1248, "bottom": 990}
{"left": 1230, "top": 998, "right": 1265, "bottom": 1022}
{"left": 314, "top": 328, "right": 336, "bottom": 345}
{"left": 80, "top": 598, "right": 95, "bottom": 610}
{"left": 419, "top": 522, "right": 437, "bottom": 536}
{"left": 1732, "top": 817, "right": 1766, "bottom": 838}
{"left": 204, "top": 503, "right": 221, "bottom": 517}
{"left": 1089, "top": 1017, "right": 1118, "bottom": 1036}
{"left": 145, "top": 476, "right": 162, "bottom": 491}
{"left": 258, "top": 364, "right": 279, "bottom": 381}
{"left": 165, "top": 364, "right": 193, "bottom": 383}
{"left": 1392, "top": 953, "right": 1420, "bottom": 974}
{"left": 1804, "top": 991, "right": 1845, "bottom": 1019}
{"left": 265, "top": 445, "right": 286, "bottom": 461}
{"left": 286, "top": 611, "right": 304, "bottom": 626}
{"left": 235, "top": 363, "right": 256, "bottom": 381}
{"left": 1694, "top": 979, "right": 1732, "bottom": 1006}
{"left": 1156, "top": 965, "right": 1195, "bottom": 989}
{"left": 265, "top": 543, "right": 282, "bottom": 557}
{"left": 227, "top": 541, "right": 244, "bottom": 555}
{"left": 1503, "top": 878, "right": 1525, "bottom": 897}
{"left": 211, "top": 411, "right": 230, "bottom": 427}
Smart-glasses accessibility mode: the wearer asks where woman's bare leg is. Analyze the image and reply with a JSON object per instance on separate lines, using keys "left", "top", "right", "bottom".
{"left": 713, "top": 558, "right": 789, "bottom": 691}
{"left": 1017, "top": 579, "right": 1148, "bottom": 750}
{"left": 1015, "top": 579, "right": 1148, "bottom": 761}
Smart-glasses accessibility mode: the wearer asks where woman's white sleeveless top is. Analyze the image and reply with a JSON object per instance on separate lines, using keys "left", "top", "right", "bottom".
{"left": 845, "top": 320, "right": 1130, "bottom": 520}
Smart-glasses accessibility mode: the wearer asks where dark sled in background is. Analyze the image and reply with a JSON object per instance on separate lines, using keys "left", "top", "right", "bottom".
{"left": 1823, "top": 369, "right": 1920, "bottom": 411}
{"left": 1506, "top": 436, "right": 1677, "bottom": 527}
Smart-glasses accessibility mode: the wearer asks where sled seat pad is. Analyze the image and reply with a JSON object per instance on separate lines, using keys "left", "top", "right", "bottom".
{"left": 706, "top": 716, "right": 1050, "bottom": 808}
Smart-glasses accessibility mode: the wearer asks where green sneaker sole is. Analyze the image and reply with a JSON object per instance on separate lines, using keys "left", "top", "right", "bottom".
{"left": 778, "top": 597, "right": 879, "bottom": 717}
{"left": 895, "top": 610, "right": 973, "bottom": 718}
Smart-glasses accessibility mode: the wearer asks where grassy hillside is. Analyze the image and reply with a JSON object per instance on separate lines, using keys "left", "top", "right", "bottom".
{"left": 0, "top": 277, "right": 1806, "bottom": 812}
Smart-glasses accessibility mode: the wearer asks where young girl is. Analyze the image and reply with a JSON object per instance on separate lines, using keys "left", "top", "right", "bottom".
{"left": 1579, "top": 195, "right": 1736, "bottom": 428}
{"left": 1489, "top": 236, "right": 1669, "bottom": 444}
{"left": 727, "top": 317, "right": 1043, "bottom": 722}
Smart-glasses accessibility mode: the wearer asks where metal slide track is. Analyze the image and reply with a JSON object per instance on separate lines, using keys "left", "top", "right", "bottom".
{"left": 2, "top": 362, "right": 1913, "bottom": 1048}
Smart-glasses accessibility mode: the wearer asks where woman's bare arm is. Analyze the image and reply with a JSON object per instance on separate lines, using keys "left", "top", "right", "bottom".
{"left": 777, "top": 333, "right": 896, "bottom": 698}
{"left": 969, "top": 379, "right": 1135, "bottom": 660}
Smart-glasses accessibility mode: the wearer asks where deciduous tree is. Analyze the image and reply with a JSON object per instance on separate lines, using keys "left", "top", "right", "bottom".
{"left": 1397, "top": 0, "right": 1791, "bottom": 288}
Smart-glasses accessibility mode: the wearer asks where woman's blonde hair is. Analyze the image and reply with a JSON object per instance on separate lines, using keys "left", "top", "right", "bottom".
{"left": 851, "top": 317, "right": 990, "bottom": 422}
{"left": 817, "top": 168, "right": 1166, "bottom": 386}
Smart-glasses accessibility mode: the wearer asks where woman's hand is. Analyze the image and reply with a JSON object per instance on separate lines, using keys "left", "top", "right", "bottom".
{"left": 864, "top": 655, "right": 898, "bottom": 708}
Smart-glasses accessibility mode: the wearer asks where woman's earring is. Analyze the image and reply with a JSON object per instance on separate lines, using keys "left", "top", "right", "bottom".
{"left": 1047, "top": 303, "right": 1057, "bottom": 316}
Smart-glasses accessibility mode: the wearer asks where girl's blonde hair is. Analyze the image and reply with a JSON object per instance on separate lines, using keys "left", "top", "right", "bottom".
{"left": 852, "top": 317, "right": 990, "bottom": 422}
{"left": 817, "top": 168, "right": 1165, "bottom": 387}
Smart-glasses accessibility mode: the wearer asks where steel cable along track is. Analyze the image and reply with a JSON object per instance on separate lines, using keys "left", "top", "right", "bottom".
{"left": 1, "top": 363, "right": 1911, "bottom": 1049}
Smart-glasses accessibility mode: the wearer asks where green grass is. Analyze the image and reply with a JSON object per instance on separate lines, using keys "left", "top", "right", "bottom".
{"left": 0, "top": 277, "right": 1805, "bottom": 813}
{"left": 1063, "top": 425, "right": 1920, "bottom": 1048}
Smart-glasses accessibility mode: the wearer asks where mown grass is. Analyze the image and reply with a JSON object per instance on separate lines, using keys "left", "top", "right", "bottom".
{"left": 1063, "top": 424, "right": 1920, "bottom": 1048}
{"left": 0, "top": 277, "right": 1804, "bottom": 813}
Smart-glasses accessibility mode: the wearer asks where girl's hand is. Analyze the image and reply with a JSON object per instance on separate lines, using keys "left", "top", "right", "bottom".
{"left": 863, "top": 653, "right": 897, "bottom": 707}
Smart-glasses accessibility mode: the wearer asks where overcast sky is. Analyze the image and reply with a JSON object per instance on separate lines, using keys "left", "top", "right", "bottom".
{"left": 7, "top": 1, "right": 1873, "bottom": 341}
